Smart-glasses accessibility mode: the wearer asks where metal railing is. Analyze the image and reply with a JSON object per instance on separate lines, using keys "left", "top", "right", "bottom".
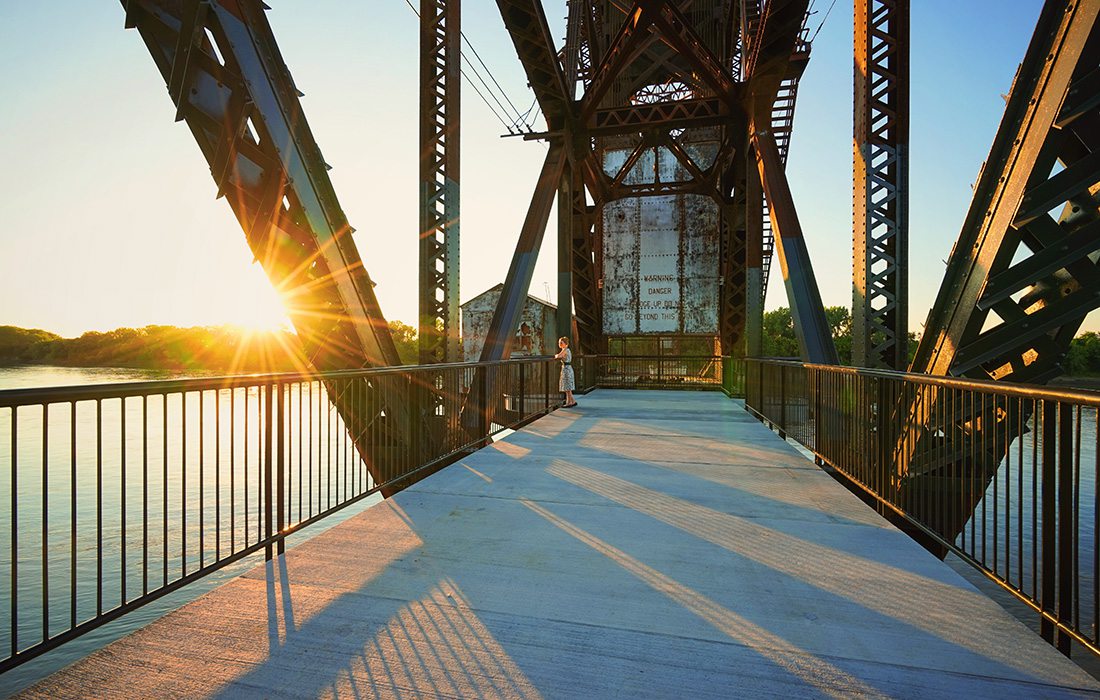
{"left": 745, "top": 358, "right": 1100, "bottom": 658}
{"left": 575, "top": 355, "right": 744, "bottom": 396}
{"left": 0, "top": 357, "right": 561, "bottom": 672}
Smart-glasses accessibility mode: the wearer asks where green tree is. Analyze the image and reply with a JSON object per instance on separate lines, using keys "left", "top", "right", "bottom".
{"left": 825, "top": 306, "right": 852, "bottom": 365}
{"left": 388, "top": 321, "right": 419, "bottom": 365}
{"left": 761, "top": 307, "right": 799, "bottom": 358}
{"left": 1066, "top": 332, "right": 1100, "bottom": 376}
{"left": 761, "top": 306, "right": 852, "bottom": 362}
{"left": 0, "top": 326, "right": 61, "bottom": 363}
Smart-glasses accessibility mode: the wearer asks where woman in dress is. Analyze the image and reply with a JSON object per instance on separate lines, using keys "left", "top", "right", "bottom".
{"left": 554, "top": 336, "right": 577, "bottom": 407}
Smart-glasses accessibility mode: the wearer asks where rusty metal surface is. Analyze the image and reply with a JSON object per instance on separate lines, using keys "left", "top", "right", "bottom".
{"left": 852, "top": 0, "right": 909, "bottom": 370}
{"left": 419, "top": 0, "right": 461, "bottom": 364}
{"left": 600, "top": 131, "right": 721, "bottom": 335}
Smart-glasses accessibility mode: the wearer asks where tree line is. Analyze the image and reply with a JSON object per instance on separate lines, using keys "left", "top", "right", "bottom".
{"left": 0, "top": 322, "right": 421, "bottom": 373}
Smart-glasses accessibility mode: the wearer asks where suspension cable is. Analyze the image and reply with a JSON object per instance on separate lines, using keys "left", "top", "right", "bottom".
{"left": 400, "top": 0, "right": 536, "bottom": 133}
{"left": 808, "top": 0, "right": 838, "bottom": 44}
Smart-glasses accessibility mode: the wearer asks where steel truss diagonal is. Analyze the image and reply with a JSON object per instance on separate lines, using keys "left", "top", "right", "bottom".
{"left": 913, "top": 0, "right": 1100, "bottom": 383}
{"left": 893, "top": 1, "right": 1100, "bottom": 558}
{"left": 496, "top": 0, "right": 570, "bottom": 127}
{"left": 419, "top": 0, "right": 461, "bottom": 365}
{"left": 124, "top": 0, "right": 415, "bottom": 494}
{"left": 753, "top": 128, "right": 839, "bottom": 364}
{"left": 853, "top": 0, "right": 909, "bottom": 370}
{"left": 744, "top": 0, "right": 811, "bottom": 310}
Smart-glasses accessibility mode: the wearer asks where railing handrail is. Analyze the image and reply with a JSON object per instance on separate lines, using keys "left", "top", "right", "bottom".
{"left": 745, "top": 356, "right": 1100, "bottom": 659}
{"left": 0, "top": 356, "right": 559, "bottom": 407}
{"left": 746, "top": 357, "right": 1100, "bottom": 407}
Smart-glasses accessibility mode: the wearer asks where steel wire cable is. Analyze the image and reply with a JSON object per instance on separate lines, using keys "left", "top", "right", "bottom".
{"left": 459, "top": 28, "right": 533, "bottom": 132}
{"left": 808, "top": 0, "right": 838, "bottom": 44}
{"left": 400, "top": 0, "right": 536, "bottom": 133}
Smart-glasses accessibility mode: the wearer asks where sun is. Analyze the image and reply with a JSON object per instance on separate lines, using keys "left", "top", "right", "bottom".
{"left": 217, "top": 278, "right": 295, "bottom": 335}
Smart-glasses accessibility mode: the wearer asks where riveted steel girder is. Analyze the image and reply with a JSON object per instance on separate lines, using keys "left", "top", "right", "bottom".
{"left": 589, "top": 97, "right": 730, "bottom": 136}
{"left": 419, "top": 0, "right": 461, "bottom": 365}
{"left": 913, "top": 0, "right": 1100, "bottom": 382}
{"left": 744, "top": 0, "right": 810, "bottom": 117}
{"left": 894, "top": 2, "right": 1100, "bottom": 556}
{"left": 853, "top": 0, "right": 910, "bottom": 371}
{"left": 496, "top": 0, "right": 570, "bottom": 128}
{"left": 124, "top": 0, "right": 398, "bottom": 370}
{"left": 753, "top": 128, "right": 839, "bottom": 364}
{"left": 124, "top": 0, "right": 415, "bottom": 496}
{"left": 480, "top": 142, "right": 569, "bottom": 362}
{"left": 496, "top": 0, "right": 815, "bottom": 363}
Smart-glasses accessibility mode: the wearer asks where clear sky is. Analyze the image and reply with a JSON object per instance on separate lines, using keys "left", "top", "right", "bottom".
{"left": 0, "top": 0, "right": 1068, "bottom": 340}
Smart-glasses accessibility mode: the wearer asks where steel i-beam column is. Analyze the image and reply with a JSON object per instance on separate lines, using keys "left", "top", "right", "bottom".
{"left": 853, "top": 0, "right": 909, "bottom": 369}
{"left": 557, "top": 161, "right": 575, "bottom": 341}
{"left": 746, "top": 146, "right": 765, "bottom": 357}
{"left": 419, "top": 0, "right": 461, "bottom": 364}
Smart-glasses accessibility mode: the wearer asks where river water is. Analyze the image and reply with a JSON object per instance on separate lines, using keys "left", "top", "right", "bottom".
{"left": 0, "top": 366, "right": 381, "bottom": 696}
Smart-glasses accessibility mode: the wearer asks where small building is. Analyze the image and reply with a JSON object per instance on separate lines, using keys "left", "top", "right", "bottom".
{"left": 461, "top": 284, "right": 560, "bottom": 362}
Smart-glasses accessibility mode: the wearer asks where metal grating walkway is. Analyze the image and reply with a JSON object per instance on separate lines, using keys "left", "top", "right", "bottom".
{"left": 21, "top": 390, "right": 1100, "bottom": 698}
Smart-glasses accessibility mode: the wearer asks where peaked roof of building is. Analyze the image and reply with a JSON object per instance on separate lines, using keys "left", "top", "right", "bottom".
{"left": 460, "top": 282, "right": 558, "bottom": 311}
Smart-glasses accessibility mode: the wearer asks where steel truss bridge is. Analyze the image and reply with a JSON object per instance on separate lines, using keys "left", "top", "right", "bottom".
{"left": 2, "top": 0, "right": 1100, "bottom": 680}
{"left": 122, "top": 0, "right": 1099, "bottom": 543}
{"left": 110, "top": 0, "right": 1100, "bottom": 653}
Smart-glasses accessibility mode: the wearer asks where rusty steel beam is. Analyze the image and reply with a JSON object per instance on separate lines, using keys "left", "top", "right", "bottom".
{"left": 123, "top": 0, "right": 416, "bottom": 497}
{"left": 753, "top": 128, "right": 838, "bottom": 364}
{"left": 480, "top": 142, "right": 569, "bottom": 362}
{"left": 853, "top": 0, "right": 909, "bottom": 371}
{"left": 893, "top": 2, "right": 1100, "bottom": 555}
{"left": 744, "top": 0, "right": 810, "bottom": 120}
{"left": 124, "top": 0, "right": 399, "bottom": 369}
{"left": 496, "top": 0, "right": 570, "bottom": 128}
{"left": 745, "top": 144, "right": 765, "bottom": 357}
{"left": 557, "top": 160, "right": 576, "bottom": 340}
{"left": 645, "top": 0, "right": 740, "bottom": 109}
{"left": 581, "top": 3, "right": 656, "bottom": 120}
{"left": 571, "top": 196, "right": 604, "bottom": 353}
{"left": 589, "top": 97, "right": 729, "bottom": 135}
{"left": 912, "top": 0, "right": 1100, "bottom": 381}
{"left": 419, "top": 0, "right": 461, "bottom": 365}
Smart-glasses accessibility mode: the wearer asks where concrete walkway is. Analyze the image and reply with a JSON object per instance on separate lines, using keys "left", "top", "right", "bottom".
{"left": 22, "top": 390, "right": 1100, "bottom": 698}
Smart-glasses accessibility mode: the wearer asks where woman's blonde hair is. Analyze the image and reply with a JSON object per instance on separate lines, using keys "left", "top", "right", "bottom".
{"left": 558, "top": 336, "right": 570, "bottom": 345}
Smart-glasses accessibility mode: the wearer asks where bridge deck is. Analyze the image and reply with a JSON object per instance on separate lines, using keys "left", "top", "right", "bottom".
{"left": 22, "top": 390, "right": 1100, "bottom": 698}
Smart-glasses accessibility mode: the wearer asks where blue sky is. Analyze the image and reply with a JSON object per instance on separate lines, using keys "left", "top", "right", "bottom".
{"left": 0, "top": 1, "right": 1057, "bottom": 338}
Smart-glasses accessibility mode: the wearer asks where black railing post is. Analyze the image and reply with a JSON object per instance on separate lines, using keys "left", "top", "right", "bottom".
{"left": 481, "top": 366, "right": 492, "bottom": 440}
{"left": 876, "top": 376, "right": 890, "bottom": 513}
{"left": 779, "top": 365, "right": 787, "bottom": 440}
{"left": 813, "top": 367, "right": 822, "bottom": 455}
{"left": 1040, "top": 399, "right": 1056, "bottom": 645}
{"left": 264, "top": 383, "right": 273, "bottom": 561}
{"left": 1057, "top": 400, "right": 1074, "bottom": 655}
{"left": 545, "top": 359, "right": 551, "bottom": 412}
{"left": 519, "top": 361, "right": 526, "bottom": 417}
{"left": 276, "top": 381, "right": 286, "bottom": 556}
{"left": 411, "top": 373, "right": 424, "bottom": 476}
